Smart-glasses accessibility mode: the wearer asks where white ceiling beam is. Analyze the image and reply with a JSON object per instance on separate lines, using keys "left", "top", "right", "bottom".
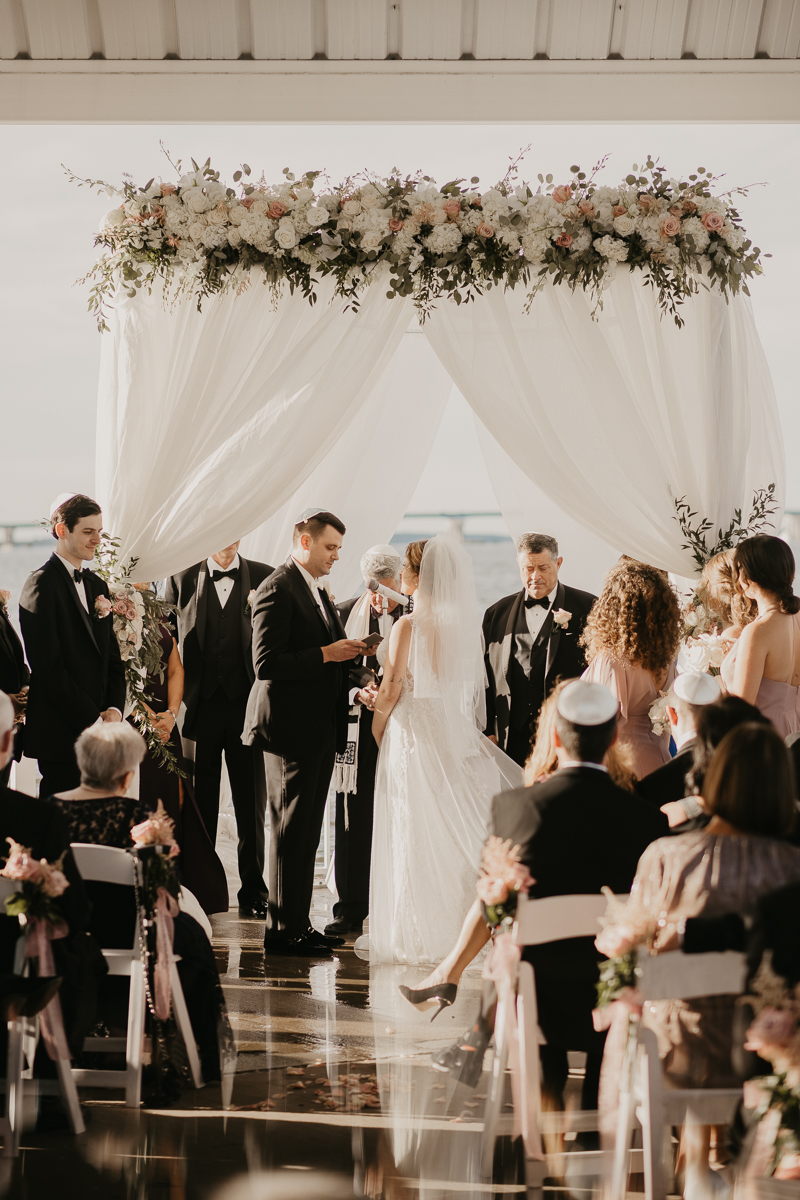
{"left": 97, "top": 0, "right": 168, "bottom": 60}
{"left": 473, "top": 0, "right": 537, "bottom": 60}
{"left": 685, "top": 0, "right": 764, "bottom": 58}
{"left": 0, "top": 0, "right": 26, "bottom": 59}
{"left": 251, "top": 0, "right": 316, "bottom": 59}
{"left": 613, "top": 0, "right": 690, "bottom": 60}
{"left": 175, "top": 0, "right": 243, "bottom": 60}
{"left": 547, "top": 0, "right": 615, "bottom": 60}
{"left": 21, "top": 0, "right": 92, "bottom": 58}
{"left": 2, "top": 57, "right": 799, "bottom": 121}
{"left": 758, "top": 0, "right": 800, "bottom": 55}
{"left": 326, "top": 0, "right": 388, "bottom": 60}
{"left": 399, "top": 0, "right": 463, "bottom": 60}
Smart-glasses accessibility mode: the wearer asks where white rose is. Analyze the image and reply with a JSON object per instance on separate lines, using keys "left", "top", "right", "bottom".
{"left": 361, "top": 231, "right": 383, "bottom": 252}
{"left": 227, "top": 228, "right": 242, "bottom": 248}
{"left": 206, "top": 206, "right": 228, "bottom": 226}
{"left": 342, "top": 199, "right": 361, "bottom": 217}
{"left": 613, "top": 214, "right": 636, "bottom": 237}
{"left": 360, "top": 186, "right": 381, "bottom": 209}
{"left": 294, "top": 187, "right": 314, "bottom": 203}
{"left": 183, "top": 188, "right": 213, "bottom": 214}
{"left": 306, "top": 205, "right": 329, "bottom": 228}
{"left": 188, "top": 220, "right": 207, "bottom": 241}
{"left": 275, "top": 224, "right": 298, "bottom": 249}
{"left": 595, "top": 202, "right": 614, "bottom": 225}
{"left": 103, "top": 207, "right": 125, "bottom": 228}
{"left": 228, "top": 205, "right": 246, "bottom": 226}
{"left": 250, "top": 198, "right": 270, "bottom": 216}
{"left": 204, "top": 181, "right": 227, "bottom": 205}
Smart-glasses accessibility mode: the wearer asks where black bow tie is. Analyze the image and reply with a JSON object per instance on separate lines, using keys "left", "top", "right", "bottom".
{"left": 211, "top": 568, "right": 238, "bottom": 582}
{"left": 73, "top": 569, "right": 86, "bottom": 585}
{"left": 524, "top": 594, "right": 551, "bottom": 610}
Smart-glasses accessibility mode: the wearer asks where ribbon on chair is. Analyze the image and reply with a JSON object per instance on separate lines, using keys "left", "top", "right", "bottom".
{"left": 24, "top": 916, "right": 70, "bottom": 1062}
{"left": 153, "top": 886, "right": 180, "bottom": 1021}
{"left": 484, "top": 931, "right": 525, "bottom": 1142}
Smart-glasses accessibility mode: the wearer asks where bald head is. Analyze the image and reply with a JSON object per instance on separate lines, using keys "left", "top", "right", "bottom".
{"left": 0, "top": 692, "right": 15, "bottom": 770}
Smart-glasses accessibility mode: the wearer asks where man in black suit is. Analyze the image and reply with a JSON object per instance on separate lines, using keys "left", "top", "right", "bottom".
{"left": 19, "top": 494, "right": 126, "bottom": 799}
{"left": 483, "top": 533, "right": 596, "bottom": 767}
{"left": 0, "top": 591, "right": 29, "bottom": 787}
{"left": 243, "top": 509, "right": 366, "bottom": 957}
{"left": 326, "top": 544, "right": 405, "bottom": 938}
{"left": 635, "top": 670, "right": 719, "bottom": 812}
{"left": 165, "top": 540, "right": 273, "bottom": 919}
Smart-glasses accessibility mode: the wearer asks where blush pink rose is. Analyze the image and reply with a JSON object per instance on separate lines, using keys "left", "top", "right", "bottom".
{"left": 683, "top": 200, "right": 697, "bottom": 214}
{"left": 661, "top": 216, "right": 681, "bottom": 238}
{"left": 595, "top": 924, "right": 637, "bottom": 958}
{"left": 94, "top": 596, "right": 112, "bottom": 619}
{"left": 508, "top": 862, "right": 535, "bottom": 892}
{"left": 477, "top": 876, "right": 509, "bottom": 906}
{"left": 476, "top": 223, "right": 494, "bottom": 238}
{"left": 160, "top": 184, "right": 176, "bottom": 196}
{"left": 638, "top": 195, "right": 653, "bottom": 210}
{"left": 702, "top": 211, "right": 724, "bottom": 231}
{"left": 2, "top": 839, "right": 43, "bottom": 884}
{"left": 669, "top": 204, "right": 683, "bottom": 217}
{"left": 388, "top": 218, "right": 404, "bottom": 232}
{"left": 613, "top": 204, "right": 627, "bottom": 217}
{"left": 443, "top": 200, "right": 461, "bottom": 217}
{"left": 112, "top": 599, "right": 128, "bottom": 616}
{"left": 268, "top": 201, "right": 287, "bottom": 220}
{"left": 552, "top": 185, "right": 573, "bottom": 204}
{"left": 745, "top": 1006, "right": 796, "bottom": 1049}
{"left": 240, "top": 197, "right": 254, "bottom": 209}
{"left": 555, "top": 232, "right": 573, "bottom": 248}
{"left": 578, "top": 199, "right": 595, "bottom": 216}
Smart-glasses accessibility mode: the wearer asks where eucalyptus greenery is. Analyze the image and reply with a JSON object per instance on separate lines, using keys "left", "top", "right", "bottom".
{"left": 595, "top": 951, "right": 641, "bottom": 1010}
{"left": 673, "top": 483, "right": 778, "bottom": 573}
{"left": 752, "top": 1074, "right": 800, "bottom": 1173}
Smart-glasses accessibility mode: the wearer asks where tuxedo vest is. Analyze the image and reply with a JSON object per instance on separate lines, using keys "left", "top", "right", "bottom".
{"left": 200, "top": 576, "right": 250, "bottom": 701}
{"left": 508, "top": 600, "right": 550, "bottom": 731}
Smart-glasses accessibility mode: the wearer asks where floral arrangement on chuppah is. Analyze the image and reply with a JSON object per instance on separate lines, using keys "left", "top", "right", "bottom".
{"left": 92, "top": 533, "right": 184, "bottom": 776}
{"left": 68, "top": 149, "right": 764, "bottom": 331}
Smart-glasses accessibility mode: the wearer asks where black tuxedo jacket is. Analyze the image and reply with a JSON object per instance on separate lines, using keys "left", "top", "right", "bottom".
{"left": 19, "top": 555, "right": 126, "bottom": 762}
{"left": 491, "top": 767, "right": 668, "bottom": 1050}
{"left": 635, "top": 740, "right": 696, "bottom": 808}
{"left": 482, "top": 580, "right": 596, "bottom": 749}
{"left": 243, "top": 559, "right": 350, "bottom": 760}
{"left": 0, "top": 608, "right": 28, "bottom": 696}
{"left": 164, "top": 556, "right": 273, "bottom": 740}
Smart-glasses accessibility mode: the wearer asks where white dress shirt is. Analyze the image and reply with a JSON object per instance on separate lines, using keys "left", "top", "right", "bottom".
{"left": 207, "top": 553, "right": 240, "bottom": 609}
{"left": 292, "top": 557, "right": 331, "bottom": 627}
{"left": 55, "top": 548, "right": 89, "bottom": 612}
{"left": 561, "top": 760, "right": 609, "bottom": 773}
{"left": 524, "top": 584, "right": 558, "bottom": 639}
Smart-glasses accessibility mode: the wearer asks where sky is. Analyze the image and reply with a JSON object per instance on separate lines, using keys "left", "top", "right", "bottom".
{"left": 0, "top": 122, "right": 797, "bottom": 526}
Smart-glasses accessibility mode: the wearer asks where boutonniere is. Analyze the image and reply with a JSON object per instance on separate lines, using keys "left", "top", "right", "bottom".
{"left": 0, "top": 590, "right": 9, "bottom": 615}
{"left": 93, "top": 596, "right": 112, "bottom": 621}
{"left": 552, "top": 609, "right": 572, "bottom": 630}
{"left": 245, "top": 589, "right": 256, "bottom": 615}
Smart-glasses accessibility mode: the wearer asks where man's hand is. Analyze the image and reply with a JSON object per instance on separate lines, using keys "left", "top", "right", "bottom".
{"left": 356, "top": 684, "right": 379, "bottom": 710}
{"left": 8, "top": 688, "right": 28, "bottom": 722}
{"left": 151, "top": 715, "right": 174, "bottom": 744}
{"left": 661, "top": 800, "right": 689, "bottom": 828}
{"left": 322, "top": 640, "right": 366, "bottom": 663}
{"left": 652, "top": 922, "right": 681, "bottom": 954}
{"left": 100, "top": 709, "right": 123, "bottom": 723}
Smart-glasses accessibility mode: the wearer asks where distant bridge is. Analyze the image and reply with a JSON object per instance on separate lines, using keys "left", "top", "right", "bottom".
{"left": 398, "top": 511, "right": 503, "bottom": 542}
{"left": 0, "top": 523, "right": 49, "bottom": 550}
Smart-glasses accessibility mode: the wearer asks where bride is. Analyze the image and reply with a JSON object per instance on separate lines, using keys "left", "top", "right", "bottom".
{"left": 368, "top": 535, "right": 523, "bottom": 967}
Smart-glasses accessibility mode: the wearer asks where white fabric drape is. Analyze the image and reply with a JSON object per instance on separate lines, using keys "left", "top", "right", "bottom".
{"left": 240, "top": 331, "right": 451, "bottom": 598}
{"left": 96, "top": 271, "right": 412, "bottom": 581}
{"left": 423, "top": 268, "right": 785, "bottom": 576}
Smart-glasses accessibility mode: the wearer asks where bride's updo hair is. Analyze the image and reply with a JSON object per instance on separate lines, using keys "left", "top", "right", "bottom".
{"left": 581, "top": 559, "right": 681, "bottom": 675}
{"left": 734, "top": 535, "right": 800, "bottom": 616}
{"left": 404, "top": 540, "right": 427, "bottom": 577}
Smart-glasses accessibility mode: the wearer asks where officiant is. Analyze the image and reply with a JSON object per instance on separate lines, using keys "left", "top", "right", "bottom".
{"left": 483, "top": 533, "right": 597, "bottom": 768}
{"left": 326, "top": 545, "right": 405, "bottom": 938}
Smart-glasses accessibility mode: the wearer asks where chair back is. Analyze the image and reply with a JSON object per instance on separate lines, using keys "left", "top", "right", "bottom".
{"left": 514, "top": 893, "right": 625, "bottom": 947}
{"left": 637, "top": 945, "right": 747, "bottom": 1001}
{"left": 70, "top": 844, "right": 135, "bottom": 886}
{"left": 0, "top": 879, "right": 21, "bottom": 903}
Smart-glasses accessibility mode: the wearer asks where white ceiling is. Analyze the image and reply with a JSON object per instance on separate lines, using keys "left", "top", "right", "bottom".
{"left": 2, "top": 0, "right": 800, "bottom": 62}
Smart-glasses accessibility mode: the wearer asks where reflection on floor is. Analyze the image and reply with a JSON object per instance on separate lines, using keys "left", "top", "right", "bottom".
{"left": 0, "top": 888, "right": 544, "bottom": 1200}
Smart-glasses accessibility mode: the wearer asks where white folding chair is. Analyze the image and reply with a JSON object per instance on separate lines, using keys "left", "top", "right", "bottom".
{"left": 610, "top": 945, "right": 748, "bottom": 1200}
{"left": 69, "top": 844, "right": 203, "bottom": 1107}
{"left": 0, "top": 877, "right": 85, "bottom": 1154}
{"left": 481, "top": 892, "right": 630, "bottom": 1188}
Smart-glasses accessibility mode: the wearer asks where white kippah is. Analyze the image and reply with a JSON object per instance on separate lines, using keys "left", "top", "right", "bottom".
{"left": 673, "top": 671, "right": 720, "bottom": 705}
{"left": 49, "top": 492, "right": 77, "bottom": 518}
{"left": 557, "top": 680, "right": 618, "bottom": 727}
{"left": 294, "top": 506, "right": 328, "bottom": 525}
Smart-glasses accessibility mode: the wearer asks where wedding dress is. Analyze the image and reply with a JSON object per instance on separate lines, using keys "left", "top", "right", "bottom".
{"left": 369, "top": 535, "right": 523, "bottom": 965}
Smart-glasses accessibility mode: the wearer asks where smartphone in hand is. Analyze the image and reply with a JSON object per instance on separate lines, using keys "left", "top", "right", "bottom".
{"left": 361, "top": 632, "right": 383, "bottom": 649}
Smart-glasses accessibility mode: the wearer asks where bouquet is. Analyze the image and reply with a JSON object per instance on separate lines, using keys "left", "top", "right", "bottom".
{"left": 593, "top": 887, "right": 656, "bottom": 1013}
{"left": 648, "top": 692, "right": 671, "bottom": 737}
{"left": 131, "top": 800, "right": 181, "bottom": 907}
{"left": 677, "top": 631, "right": 728, "bottom": 677}
{"left": 476, "top": 836, "right": 534, "bottom": 930}
{"left": 0, "top": 838, "right": 69, "bottom": 925}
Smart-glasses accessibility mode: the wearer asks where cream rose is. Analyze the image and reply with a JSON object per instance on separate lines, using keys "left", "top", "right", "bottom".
{"left": 577, "top": 199, "right": 595, "bottom": 216}
{"left": 228, "top": 205, "right": 246, "bottom": 226}
{"left": 613, "top": 214, "right": 636, "bottom": 237}
{"left": 305, "top": 205, "right": 328, "bottom": 228}
{"left": 275, "top": 224, "right": 298, "bottom": 249}
{"left": 250, "top": 199, "right": 270, "bottom": 216}
{"left": 361, "top": 231, "right": 383, "bottom": 252}
{"left": 342, "top": 199, "right": 361, "bottom": 217}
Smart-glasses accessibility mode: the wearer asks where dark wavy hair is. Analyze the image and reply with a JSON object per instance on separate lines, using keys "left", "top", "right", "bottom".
{"left": 49, "top": 493, "right": 101, "bottom": 539}
{"left": 734, "top": 535, "right": 800, "bottom": 616}
{"left": 687, "top": 695, "right": 770, "bottom": 795}
{"left": 704, "top": 723, "right": 796, "bottom": 837}
{"left": 581, "top": 559, "right": 681, "bottom": 675}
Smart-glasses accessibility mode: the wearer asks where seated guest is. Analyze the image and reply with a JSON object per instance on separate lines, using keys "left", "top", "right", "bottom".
{"left": 722, "top": 535, "right": 800, "bottom": 737}
{"left": 635, "top": 672, "right": 719, "bottom": 809}
{"left": 525, "top": 679, "right": 637, "bottom": 791}
{"left": 582, "top": 560, "right": 681, "bottom": 778}
{"left": 422, "top": 682, "right": 668, "bottom": 1110}
{"left": 51, "top": 722, "right": 231, "bottom": 1081}
{"left": 658, "top": 694, "right": 769, "bottom": 829}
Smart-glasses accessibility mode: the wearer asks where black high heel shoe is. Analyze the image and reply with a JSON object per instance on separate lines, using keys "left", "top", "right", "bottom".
{"left": 398, "top": 982, "right": 458, "bottom": 1021}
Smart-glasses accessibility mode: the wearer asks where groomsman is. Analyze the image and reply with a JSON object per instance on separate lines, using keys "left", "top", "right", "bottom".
{"left": 243, "top": 509, "right": 366, "bottom": 957}
{"left": 327, "top": 545, "right": 405, "bottom": 937}
{"left": 483, "top": 533, "right": 596, "bottom": 767}
{"left": 166, "top": 541, "right": 273, "bottom": 919}
{"left": 0, "top": 588, "right": 29, "bottom": 787}
{"left": 19, "top": 494, "right": 126, "bottom": 799}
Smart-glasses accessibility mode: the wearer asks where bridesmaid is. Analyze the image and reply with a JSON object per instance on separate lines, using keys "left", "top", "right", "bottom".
{"left": 721, "top": 535, "right": 800, "bottom": 737}
{"left": 581, "top": 559, "right": 681, "bottom": 778}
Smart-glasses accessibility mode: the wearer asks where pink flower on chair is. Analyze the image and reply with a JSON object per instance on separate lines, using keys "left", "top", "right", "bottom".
{"left": 1, "top": 839, "right": 44, "bottom": 884}
{"left": 131, "top": 800, "right": 180, "bottom": 859}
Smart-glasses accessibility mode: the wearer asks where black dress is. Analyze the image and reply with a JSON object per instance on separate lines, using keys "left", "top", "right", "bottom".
{"left": 137, "top": 617, "right": 228, "bottom": 915}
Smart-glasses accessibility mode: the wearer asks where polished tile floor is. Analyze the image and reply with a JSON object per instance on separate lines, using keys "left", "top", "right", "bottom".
{"left": 0, "top": 887, "right": 536, "bottom": 1200}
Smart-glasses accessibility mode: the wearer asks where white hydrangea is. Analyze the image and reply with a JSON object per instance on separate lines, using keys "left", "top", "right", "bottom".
{"left": 423, "top": 223, "right": 463, "bottom": 254}
{"left": 681, "top": 216, "right": 710, "bottom": 252}
{"left": 460, "top": 209, "right": 484, "bottom": 236}
{"left": 239, "top": 214, "right": 276, "bottom": 252}
{"left": 695, "top": 196, "right": 726, "bottom": 217}
{"left": 521, "top": 228, "right": 550, "bottom": 262}
{"left": 319, "top": 194, "right": 340, "bottom": 212}
{"left": 569, "top": 227, "right": 593, "bottom": 254}
{"left": 164, "top": 208, "right": 190, "bottom": 236}
{"left": 103, "top": 207, "right": 125, "bottom": 229}
{"left": 661, "top": 242, "right": 681, "bottom": 264}
{"left": 595, "top": 202, "right": 615, "bottom": 226}
{"left": 480, "top": 188, "right": 509, "bottom": 222}
{"left": 204, "top": 181, "right": 227, "bottom": 206}
{"left": 722, "top": 222, "right": 745, "bottom": 251}
{"left": 495, "top": 226, "right": 520, "bottom": 251}
{"left": 200, "top": 225, "right": 229, "bottom": 250}
{"left": 639, "top": 214, "right": 663, "bottom": 243}
{"left": 594, "top": 235, "right": 629, "bottom": 262}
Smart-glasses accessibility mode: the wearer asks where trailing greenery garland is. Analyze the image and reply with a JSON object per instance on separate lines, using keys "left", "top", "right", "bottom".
{"left": 68, "top": 149, "right": 765, "bottom": 331}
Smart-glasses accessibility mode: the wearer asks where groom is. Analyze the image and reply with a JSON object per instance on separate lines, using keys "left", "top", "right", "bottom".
{"left": 243, "top": 509, "right": 366, "bottom": 958}
{"left": 483, "top": 533, "right": 596, "bottom": 767}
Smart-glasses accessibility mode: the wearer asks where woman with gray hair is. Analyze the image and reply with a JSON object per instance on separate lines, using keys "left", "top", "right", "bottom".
{"left": 49, "top": 722, "right": 151, "bottom": 848}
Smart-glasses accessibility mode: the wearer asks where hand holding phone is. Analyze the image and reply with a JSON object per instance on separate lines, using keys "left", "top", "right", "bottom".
{"left": 361, "top": 632, "right": 383, "bottom": 649}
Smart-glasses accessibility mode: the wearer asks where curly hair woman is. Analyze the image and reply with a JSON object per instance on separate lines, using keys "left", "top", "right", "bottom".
{"left": 581, "top": 559, "right": 681, "bottom": 779}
